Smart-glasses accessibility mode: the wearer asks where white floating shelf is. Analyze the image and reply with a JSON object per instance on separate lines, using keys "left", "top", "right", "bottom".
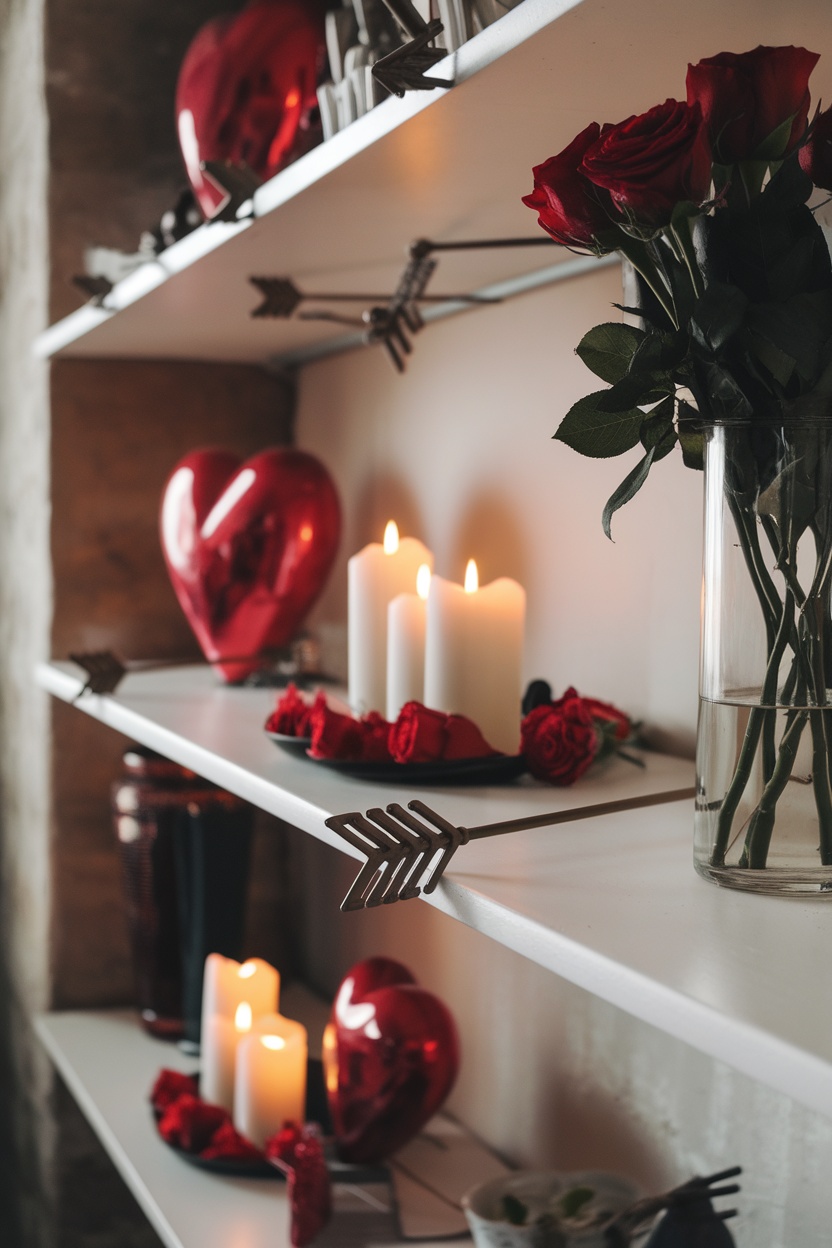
{"left": 38, "top": 658, "right": 832, "bottom": 1120}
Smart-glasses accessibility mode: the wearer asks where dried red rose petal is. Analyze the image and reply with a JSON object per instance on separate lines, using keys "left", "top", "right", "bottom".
{"left": 199, "top": 1120, "right": 263, "bottom": 1161}
{"left": 149, "top": 1068, "right": 199, "bottom": 1114}
{"left": 157, "top": 1093, "right": 230, "bottom": 1152}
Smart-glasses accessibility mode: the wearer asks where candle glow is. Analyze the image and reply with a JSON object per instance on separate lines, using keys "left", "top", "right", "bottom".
{"left": 417, "top": 563, "right": 431, "bottom": 600}
{"left": 464, "top": 559, "right": 479, "bottom": 593}
{"left": 235, "top": 1002, "right": 252, "bottom": 1032}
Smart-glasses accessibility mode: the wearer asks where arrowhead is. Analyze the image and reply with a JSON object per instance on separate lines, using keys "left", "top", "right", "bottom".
{"left": 249, "top": 277, "right": 303, "bottom": 318}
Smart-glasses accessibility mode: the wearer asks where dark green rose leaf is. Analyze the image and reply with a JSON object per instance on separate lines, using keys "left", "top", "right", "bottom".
{"left": 677, "top": 399, "right": 704, "bottom": 470}
{"left": 690, "top": 283, "right": 748, "bottom": 354}
{"left": 640, "top": 396, "right": 677, "bottom": 462}
{"left": 596, "top": 372, "right": 669, "bottom": 412}
{"left": 602, "top": 443, "right": 667, "bottom": 539}
{"left": 754, "top": 114, "right": 797, "bottom": 162}
{"left": 610, "top": 302, "right": 669, "bottom": 332}
{"left": 555, "top": 392, "right": 644, "bottom": 458}
{"left": 576, "top": 323, "right": 646, "bottom": 384}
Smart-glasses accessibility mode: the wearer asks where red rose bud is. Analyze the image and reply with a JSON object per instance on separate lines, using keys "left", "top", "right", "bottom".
{"left": 358, "top": 711, "right": 394, "bottom": 763}
{"left": 309, "top": 702, "right": 364, "bottom": 761}
{"left": 521, "top": 698, "right": 598, "bottom": 786}
{"left": 157, "top": 1094, "right": 230, "bottom": 1152}
{"left": 389, "top": 702, "right": 448, "bottom": 763}
{"left": 687, "top": 44, "right": 819, "bottom": 163}
{"left": 522, "top": 122, "right": 617, "bottom": 249}
{"left": 800, "top": 104, "right": 832, "bottom": 190}
{"left": 582, "top": 696, "right": 631, "bottom": 742}
{"left": 443, "top": 714, "right": 501, "bottom": 760}
{"left": 200, "top": 1120, "right": 264, "bottom": 1161}
{"left": 582, "top": 99, "right": 711, "bottom": 225}
{"left": 149, "top": 1068, "right": 199, "bottom": 1114}
{"left": 265, "top": 683, "right": 311, "bottom": 736}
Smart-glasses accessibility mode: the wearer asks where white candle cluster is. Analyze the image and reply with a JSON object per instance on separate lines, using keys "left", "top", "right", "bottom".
{"left": 349, "top": 523, "right": 526, "bottom": 755}
{"left": 200, "top": 954, "right": 307, "bottom": 1147}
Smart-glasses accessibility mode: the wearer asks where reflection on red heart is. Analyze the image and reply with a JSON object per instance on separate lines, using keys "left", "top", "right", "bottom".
{"left": 323, "top": 957, "right": 460, "bottom": 1164}
{"left": 160, "top": 448, "right": 340, "bottom": 682}
{"left": 175, "top": 0, "right": 324, "bottom": 219}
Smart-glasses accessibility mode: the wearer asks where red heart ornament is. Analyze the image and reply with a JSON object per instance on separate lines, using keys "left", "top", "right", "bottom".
{"left": 323, "top": 957, "right": 460, "bottom": 1164}
{"left": 160, "top": 448, "right": 340, "bottom": 682}
{"left": 176, "top": 0, "right": 324, "bottom": 220}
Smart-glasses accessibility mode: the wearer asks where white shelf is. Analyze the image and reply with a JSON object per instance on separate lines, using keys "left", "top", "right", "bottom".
{"left": 37, "top": 659, "right": 832, "bottom": 1121}
{"left": 35, "top": 0, "right": 593, "bottom": 367}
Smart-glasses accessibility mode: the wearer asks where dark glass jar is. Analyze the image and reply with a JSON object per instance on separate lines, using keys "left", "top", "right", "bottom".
{"left": 112, "top": 746, "right": 253, "bottom": 1042}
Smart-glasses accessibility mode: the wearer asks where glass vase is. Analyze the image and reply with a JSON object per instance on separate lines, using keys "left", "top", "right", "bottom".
{"left": 695, "top": 419, "right": 832, "bottom": 894}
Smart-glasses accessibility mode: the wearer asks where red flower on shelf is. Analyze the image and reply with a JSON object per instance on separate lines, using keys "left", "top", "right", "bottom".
{"left": 266, "top": 1122, "right": 332, "bottom": 1248}
{"left": 200, "top": 1120, "right": 263, "bottom": 1161}
{"left": 150, "top": 1068, "right": 199, "bottom": 1114}
{"left": 265, "top": 682, "right": 319, "bottom": 737}
{"left": 520, "top": 686, "right": 634, "bottom": 786}
{"left": 157, "top": 1093, "right": 230, "bottom": 1153}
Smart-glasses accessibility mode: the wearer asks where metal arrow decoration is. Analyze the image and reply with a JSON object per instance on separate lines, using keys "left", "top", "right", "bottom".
{"left": 325, "top": 785, "right": 696, "bottom": 910}
{"left": 372, "top": 0, "right": 452, "bottom": 97}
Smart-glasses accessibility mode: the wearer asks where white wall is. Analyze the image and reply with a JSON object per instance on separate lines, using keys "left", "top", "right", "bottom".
{"left": 294, "top": 249, "right": 832, "bottom": 1239}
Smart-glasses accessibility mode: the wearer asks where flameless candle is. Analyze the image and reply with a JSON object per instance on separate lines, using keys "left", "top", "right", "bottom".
{"left": 233, "top": 1013, "right": 308, "bottom": 1148}
{"left": 200, "top": 954, "right": 280, "bottom": 1043}
{"left": 202, "top": 1001, "right": 253, "bottom": 1112}
{"left": 348, "top": 521, "right": 434, "bottom": 715}
{"left": 386, "top": 562, "right": 431, "bottom": 721}
{"left": 199, "top": 955, "right": 280, "bottom": 1112}
{"left": 424, "top": 560, "right": 526, "bottom": 754}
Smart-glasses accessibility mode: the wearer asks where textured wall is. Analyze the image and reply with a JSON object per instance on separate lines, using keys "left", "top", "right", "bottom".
{"left": 0, "top": 0, "right": 53, "bottom": 1242}
{"left": 49, "top": 359, "right": 297, "bottom": 1009}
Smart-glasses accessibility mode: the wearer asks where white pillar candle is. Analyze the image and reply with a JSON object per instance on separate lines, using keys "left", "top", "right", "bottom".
{"left": 233, "top": 1013, "right": 308, "bottom": 1148}
{"left": 201, "top": 1001, "right": 253, "bottom": 1112}
{"left": 200, "top": 954, "right": 280, "bottom": 1043}
{"left": 424, "top": 560, "right": 526, "bottom": 755}
{"left": 348, "top": 521, "right": 433, "bottom": 715}
{"left": 199, "top": 955, "right": 279, "bottom": 1111}
{"left": 386, "top": 563, "right": 431, "bottom": 721}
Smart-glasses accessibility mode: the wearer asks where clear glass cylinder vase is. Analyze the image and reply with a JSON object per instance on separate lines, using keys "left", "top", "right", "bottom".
{"left": 695, "top": 419, "right": 832, "bottom": 894}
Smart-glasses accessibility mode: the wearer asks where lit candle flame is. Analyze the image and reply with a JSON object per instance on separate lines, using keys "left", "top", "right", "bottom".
{"left": 383, "top": 520, "right": 400, "bottom": 554}
{"left": 322, "top": 1023, "right": 339, "bottom": 1094}
{"left": 261, "top": 1034, "right": 286, "bottom": 1051}
{"left": 238, "top": 960, "right": 257, "bottom": 979}
{"left": 416, "top": 563, "right": 431, "bottom": 600}
{"left": 235, "top": 1002, "right": 253, "bottom": 1032}
{"left": 464, "top": 559, "right": 479, "bottom": 594}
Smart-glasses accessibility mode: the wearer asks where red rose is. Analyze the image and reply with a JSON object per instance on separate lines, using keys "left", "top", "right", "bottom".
{"left": 389, "top": 702, "right": 448, "bottom": 763}
{"left": 157, "top": 1093, "right": 229, "bottom": 1152}
{"left": 443, "top": 714, "right": 500, "bottom": 760}
{"left": 522, "top": 122, "right": 617, "bottom": 249}
{"left": 309, "top": 702, "right": 364, "bottom": 761}
{"left": 265, "top": 683, "right": 313, "bottom": 737}
{"left": 687, "top": 45, "right": 819, "bottom": 163}
{"left": 149, "top": 1068, "right": 199, "bottom": 1114}
{"left": 200, "top": 1120, "right": 263, "bottom": 1161}
{"left": 581, "top": 100, "right": 711, "bottom": 225}
{"left": 521, "top": 693, "right": 598, "bottom": 785}
{"left": 800, "top": 105, "right": 832, "bottom": 190}
{"left": 359, "top": 711, "right": 394, "bottom": 763}
{"left": 582, "top": 696, "right": 631, "bottom": 742}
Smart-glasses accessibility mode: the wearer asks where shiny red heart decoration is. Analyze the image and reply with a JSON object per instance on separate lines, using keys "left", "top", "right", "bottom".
{"left": 323, "top": 957, "right": 460, "bottom": 1164}
{"left": 160, "top": 447, "right": 340, "bottom": 682}
{"left": 176, "top": 0, "right": 324, "bottom": 219}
